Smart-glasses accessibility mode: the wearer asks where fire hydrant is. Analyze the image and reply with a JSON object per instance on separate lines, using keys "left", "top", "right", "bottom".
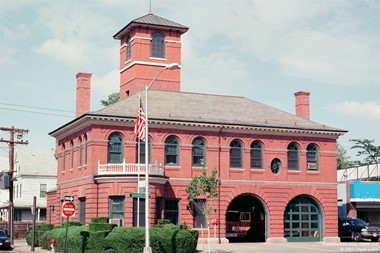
{"left": 50, "top": 238, "right": 56, "bottom": 253}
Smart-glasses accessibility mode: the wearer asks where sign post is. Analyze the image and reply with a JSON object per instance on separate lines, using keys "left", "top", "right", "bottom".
{"left": 62, "top": 201, "right": 75, "bottom": 253}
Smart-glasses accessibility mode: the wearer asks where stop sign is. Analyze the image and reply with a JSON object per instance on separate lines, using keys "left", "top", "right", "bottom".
{"left": 62, "top": 201, "right": 75, "bottom": 217}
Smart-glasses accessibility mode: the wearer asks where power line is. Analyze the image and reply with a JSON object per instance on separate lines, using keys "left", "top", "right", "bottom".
{"left": 0, "top": 102, "right": 74, "bottom": 113}
{"left": 0, "top": 107, "right": 73, "bottom": 118}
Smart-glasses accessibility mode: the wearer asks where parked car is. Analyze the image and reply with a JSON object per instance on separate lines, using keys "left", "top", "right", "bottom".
{"left": 338, "top": 217, "right": 380, "bottom": 242}
{"left": 0, "top": 230, "right": 11, "bottom": 250}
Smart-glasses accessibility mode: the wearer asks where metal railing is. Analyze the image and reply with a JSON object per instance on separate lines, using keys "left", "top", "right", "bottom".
{"left": 98, "top": 159, "right": 164, "bottom": 176}
{"left": 337, "top": 163, "right": 379, "bottom": 182}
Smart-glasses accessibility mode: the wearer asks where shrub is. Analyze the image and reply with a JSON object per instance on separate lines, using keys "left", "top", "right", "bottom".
{"left": 89, "top": 223, "right": 116, "bottom": 232}
{"left": 91, "top": 217, "right": 109, "bottom": 223}
{"left": 26, "top": 223, "right": 55, "bottom": 246}
{"left": 37, "top": 222, "right": 199, "bottom": 253}
{"left": 156, "top": 219, "right": 173, "bottom": 227}
{"left": 104, "top": 227, "right": 145, "bottom": 253}
{"left": 41, "top": 225, "right": 90, "bottom": 253}
{"left": 61, "top": 221, "right": 82, "bottom": 227}
{"left": 87, "top": 230, "right": 113, "bottom": 253}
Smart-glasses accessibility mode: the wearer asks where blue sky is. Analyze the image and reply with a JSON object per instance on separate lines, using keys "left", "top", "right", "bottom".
{"left": 0, "top": 0, "right": 379, "bottom": 160}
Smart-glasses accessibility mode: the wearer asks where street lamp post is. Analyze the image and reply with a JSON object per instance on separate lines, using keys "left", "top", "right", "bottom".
{"left": 144, "top": 63, "right": 179, "bottom": 253}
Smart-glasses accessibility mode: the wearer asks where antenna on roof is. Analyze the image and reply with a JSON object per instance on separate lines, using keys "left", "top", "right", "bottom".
{"left": 149, "top": 0, "right": 152, "bottom": 14}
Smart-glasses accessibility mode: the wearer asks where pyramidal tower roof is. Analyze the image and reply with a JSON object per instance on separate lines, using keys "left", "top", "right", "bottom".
{"left": 114, "top": 12, "right": 189, "bottom": 40}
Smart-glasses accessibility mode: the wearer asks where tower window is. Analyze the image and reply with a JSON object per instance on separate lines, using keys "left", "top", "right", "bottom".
{"left": 151, "top": 32, "right": 165, "bottom": 58}
{"left": 126, "top": 36, "right": 131, "bottom": 61}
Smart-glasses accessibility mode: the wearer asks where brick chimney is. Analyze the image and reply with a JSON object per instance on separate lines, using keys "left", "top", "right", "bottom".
{"left": 294, "top": 91, "right": 310, "bottom": 120}
{"left": 76, "top": 73, "right": 92, "bottom": 117}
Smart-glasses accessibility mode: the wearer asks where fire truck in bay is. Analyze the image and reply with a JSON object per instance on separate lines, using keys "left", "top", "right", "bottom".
{"left": 226, "top": 210, "right": 251, "bottom": 238}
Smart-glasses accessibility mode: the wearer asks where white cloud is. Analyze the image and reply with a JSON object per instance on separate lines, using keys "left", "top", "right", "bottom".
{"left": 33, "top": 2, "right": 117, "bottom": 71}
{"left": 35, "top": 39, "right": 90, "bottom": 67}
{"left": 279, "top": 30, "right": 380, "bottom": 85}
{"left": 330, "top": 101, "right": 380, "bottom": 121}
{"left": 175, "top": 0, "right": 380, "bottom": 87}
{"left": 92, "top": 70, "right": 119, "bottom": 94}
{"left": 91, "top": 70, "right": 119, "bottom": 110}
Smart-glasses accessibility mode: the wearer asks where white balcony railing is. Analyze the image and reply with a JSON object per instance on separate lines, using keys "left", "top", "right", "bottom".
{"left": 98, "top": 160, "right": 165, "bottom": 176}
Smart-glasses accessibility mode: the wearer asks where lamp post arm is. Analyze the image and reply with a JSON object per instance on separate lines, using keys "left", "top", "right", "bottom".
{"left": 146, "top": 67, "right": 167, "bottom": 91}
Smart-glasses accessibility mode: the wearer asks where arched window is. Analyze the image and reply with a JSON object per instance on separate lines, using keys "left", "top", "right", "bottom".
{"left": 230, "top": 139, "right": 243, "bottom": 168}
{"left": 70, "top": 141, "right": 74, "bottom": 170}
{"left": 306, "top": 144, "right": 318, "bottom": 170}
{"left": 126, "top": 36, "right": 131, "bottom": 61}
{"left": 151, "top": 32, "right": 165, "bottom": 58}
{"left": 108, "top": 133, "right": 124, "bottom": 163}
{"left": 165, "top": 136, "right": 179, "bottom": 166}
{"left": 79, "top": 137, "right": 83, "bottom": 167}
{"left": 287, "top": 142, "right": 299, "bottom": 170}
{"left": 250, "top": 141, "right": 263, "bottom": 169}
{"left": 62, "top": 144, "right": 66, "bottom": 172}
{"left": 136, "top": 137, "right": 151, "bottom": 164}
{"left": 84, "top": 134, "right": 88, "bottom": 165}
{"left": 192, "top": 137, "right": 206, "bottom": 167}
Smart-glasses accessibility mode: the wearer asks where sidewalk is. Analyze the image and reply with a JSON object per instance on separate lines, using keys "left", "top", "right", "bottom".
{"left": 12, "top": 240, "right": 50, "bottom": 253}
{"left": 11, "top": 239, "right": 380, "bottom": 253}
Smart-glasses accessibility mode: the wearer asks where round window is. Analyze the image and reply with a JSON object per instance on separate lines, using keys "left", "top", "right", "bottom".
{"left": 271, "top": 158, "right": 282, "bottom": 175}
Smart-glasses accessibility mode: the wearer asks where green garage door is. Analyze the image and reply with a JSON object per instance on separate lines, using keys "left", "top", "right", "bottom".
{"left": 284, "top": 196, "right": 321, "bottom": 242}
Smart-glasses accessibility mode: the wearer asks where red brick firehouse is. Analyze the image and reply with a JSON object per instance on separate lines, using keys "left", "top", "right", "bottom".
{"left": 47, "top": 12, "right": 346, "bottom": 243}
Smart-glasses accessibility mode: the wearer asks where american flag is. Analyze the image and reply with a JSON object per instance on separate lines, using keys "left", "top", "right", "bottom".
{"left": 134, "top": 98, "right": 146, "bottom": 141}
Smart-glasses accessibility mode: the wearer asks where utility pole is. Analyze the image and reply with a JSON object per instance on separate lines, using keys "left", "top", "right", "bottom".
{"left": 0, "top": 126, "right": 29, "bottom": 245}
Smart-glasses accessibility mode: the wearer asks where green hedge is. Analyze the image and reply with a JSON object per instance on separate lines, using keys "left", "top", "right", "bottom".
{"left": 104, "top": 225, "right": 198, "bottom": 253}
{"left": 40, "top": 225, "right": 90, "bottom": 253}
{"left": 91, "top": 217, "right": 109, "bottom": 223}
{"left": 26, "top": 223, "right": 55, "bottom": 247}
{"left": 38, "top": 223, "right": 199, "bottom": 253}
{"left": 89, "top": 222, "right": 116, "bottom": 232}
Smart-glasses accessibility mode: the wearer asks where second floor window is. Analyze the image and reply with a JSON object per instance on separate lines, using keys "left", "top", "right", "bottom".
{"left": 136, "top": 137, "right": 152, "bottom": 164}
{"left": 108, "top": 133, "right": 123, "bottom": 163}
{"left": 84, "top": 134, "right": 88, "bottom": 165}
{"left": 192, "top": 137, "right": 206, "bottom": 167}
{"left": 250, "top": 141, "right": 263, "bottom": 169}
{"left": 62, "top": 144, "right": 66, "bottom": 171}
{"left": 79, "top": 137, "right": 83, "bottom": 166}
{"left": 151, "top": 32, "right": 165, "bottom": 58}
{"left": 165, "top": 136, "right": 179, "bottom": 166}
{"left": 287, "top": 143, "right": 299, "bottom": 170}
{"left": 70, "top": 141, "right": 74, "bottom": 169}
{"left": 230, "top": 139, "right": 243, "bottom": 168}
{"left": 306, "top": 144, "right": 318, "bottom": 170}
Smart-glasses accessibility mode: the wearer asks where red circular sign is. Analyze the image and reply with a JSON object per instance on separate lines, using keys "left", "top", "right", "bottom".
{"left": 62, "top": 201, "right": 75, "bottom": 217}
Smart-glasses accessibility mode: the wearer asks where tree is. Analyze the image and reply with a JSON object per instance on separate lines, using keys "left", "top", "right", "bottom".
{"left": 337, "top": 143, "right": 354, "bottom": 170}
{"left": 350, "top": 139, "right": 380, "bottom": 165}
{"left": 186, "top": 168, "right": 218, "bottom": 226}
{"left": 100, "top": 92, "right": 120, "bottom": 106}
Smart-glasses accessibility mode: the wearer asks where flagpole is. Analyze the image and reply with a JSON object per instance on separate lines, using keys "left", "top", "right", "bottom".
{"left": 143, "top": 63, "right": 179, "bottom": 253}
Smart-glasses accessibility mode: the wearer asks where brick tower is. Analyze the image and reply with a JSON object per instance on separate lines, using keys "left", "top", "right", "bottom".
{"left": 113, "top": 13, "right": 189, "bottom": 99}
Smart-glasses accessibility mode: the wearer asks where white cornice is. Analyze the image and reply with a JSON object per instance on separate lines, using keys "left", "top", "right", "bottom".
{"left": 120, "top": 61, "right": 181, "bottom": 74}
